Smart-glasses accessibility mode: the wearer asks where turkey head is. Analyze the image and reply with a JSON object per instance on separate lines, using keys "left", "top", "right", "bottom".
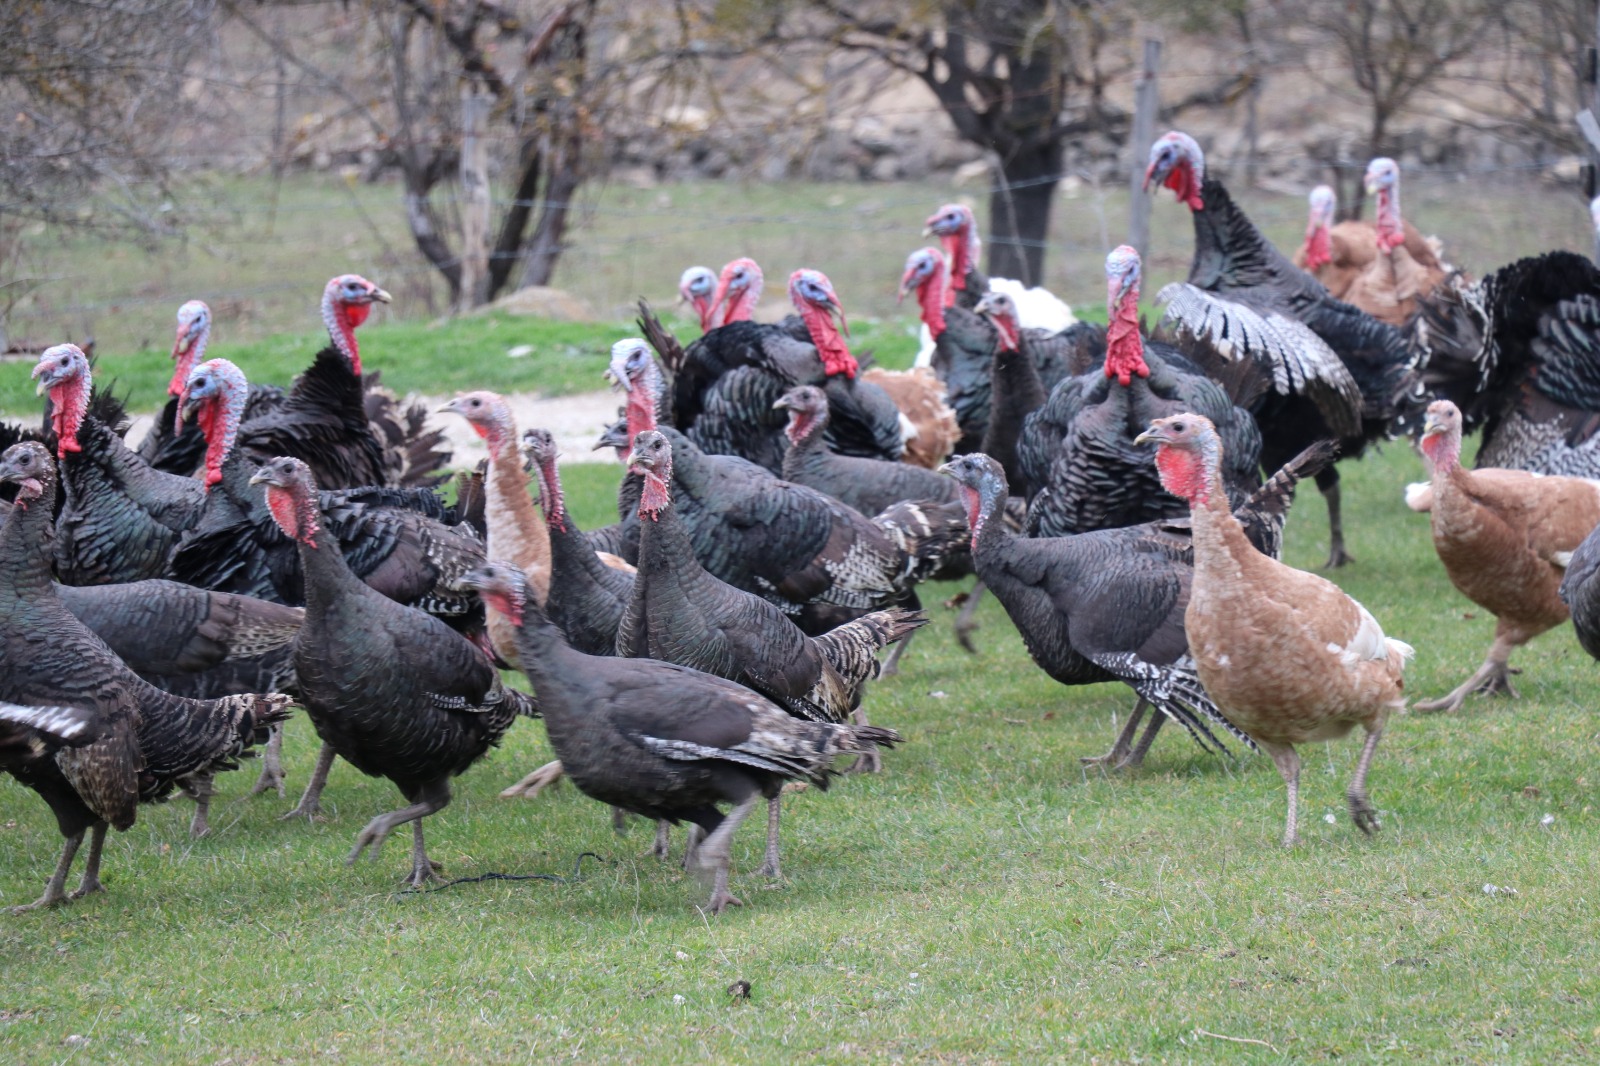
{"left": 320, "top": 273, "right": 391, "bottom": 376}
{"left": 1102, "top": 245, "right": 1150, "bottom": 386}
{"left": 30, "top": 344, "right": 92, "bottom": 457}
{"left": 625, "top": 430, "right": 674, "bottom": 521}
{"left": 179, "top": 358, "right": 250, "bottom": 489}
{"left": 678, "top": 266, "right": 718, "bottom": 332}
{"left": 0, "top": 441, "right": 55, "bottom": 508}
{"left": 170, "top": 300, "right": 213, "bottom": 398}
{"left": 711, "top": 258, "right": 763, "bottom": 326}
{"left": 1135, "top": 413, "right": 1224, "bottom": 507}
{"left": 788, "top": 269, "right": 856, "bottom": 379}
{"left": 973, "top": 291, "right": 1021, "bottom": 354}
{"left": 457, "top": 562, "right": 529, "bottom": 627}
{"left": 899, "top": 247, "right": 948, "bottom": 337}
{"left": 939, "top": 452, "right": 1007, "bottom": 551}
{"left": 774, "top": 385, "right": 829, "bottom": 447}
{"left": 1143, "top": 131, "right": 1204, "bottom": 210}
{"left": 249, "top": 456, "right": 322, "bottom": 547}
{"left": 923, "top": 203, "right": 980, "bottom": 305}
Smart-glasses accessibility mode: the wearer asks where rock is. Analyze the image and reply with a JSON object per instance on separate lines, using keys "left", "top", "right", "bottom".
{"left": 952, "top": 160, "right": 991, "bottom": 187}
{"left": 486, "top": 287, "right": 598, "bottom": 322}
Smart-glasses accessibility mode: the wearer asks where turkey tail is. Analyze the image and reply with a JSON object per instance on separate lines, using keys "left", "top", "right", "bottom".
{"left": 0, "top": 700, "right": 98, "bottom": 746}
{"left": 872, "top": 499, "right": 970, "bottom": 584}
{"left": 453, "top": 465, "right": 489, "bottom": 538}
{"left": 814, "top": 608, "right": 927, "bottom": 688}
{"left": 362, "top": 371, "right": 454, "bottom": 488}
{"left": 1235, "top": 438, "right": 1340, "bottom": 560}
{"left": 637, "top": 298, "right": 687, "bottom": 375}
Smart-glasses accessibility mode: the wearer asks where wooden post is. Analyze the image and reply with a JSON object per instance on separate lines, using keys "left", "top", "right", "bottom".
{"left": 458, "top": 85, "right": 492, "bottom": 311}
{"left": 1127, "top": 38, "right": 1161, "bottom": 262}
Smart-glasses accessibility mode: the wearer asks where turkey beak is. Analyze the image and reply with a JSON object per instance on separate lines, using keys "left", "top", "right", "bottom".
{"left": 772, "top": 395, "right": 793, "bottom": 412}
{"left": 435, "top": 398, "right": 462, "bottom": 415}
{"left": 1421, "top": 414, "right": 1444, "bottom": 437}
{"left": 1141, "top": 156, "right": 1165, "bottom": 193}
{"left": 246, "top": 468, "right": 273, "bottom": 487}
{"left": 371, "top": 287, "right": 392, "bottom": 304}
{"left": 1133, "top": 425, "right": 1166, "bottom": 446}
{"left": 604, "top": 367, "right": 628, "bottom": 391}
{"left": 973, "top": 294, "right": 997, "bottom": 319}
{"left": 173, "top": 321, "right": 193, "bottom": 358}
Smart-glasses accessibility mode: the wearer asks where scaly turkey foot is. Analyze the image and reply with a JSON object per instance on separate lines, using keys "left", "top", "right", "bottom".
{"left": 1475, "top": 663, "right": 1520, "bottom": 699}
{"left": 1414, "top": 659, "right": 1519, "bottom": 714}
{"left": 279, "top": 798, "right": 324, "bottom": 822}
{"left": 500, "top": 759, "right": 564, "bottom": 799}
{"left": 1348, "top": 792, "right": 1381, "bottom": 837}
{"left": 1322, "top": 544, "right": 1355, "bottom": 569}
{"left": 704, "top": 887, "right": 745, "bottom": 915}
{"left": 1080, "top": 701, "right": 1160, "bottom": 771}
{"left": 400, "top": 857, "right": 446, "bottom": 890}
{"left": 67, "top": 878, "right": 104, "bottom": 901}
{"left": 10, "top": 892, "right": 67, "bottom": 914}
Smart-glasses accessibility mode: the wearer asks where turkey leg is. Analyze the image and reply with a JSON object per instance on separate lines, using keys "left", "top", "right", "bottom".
{"left": 12, "top": 829, "right": 83, "bottom": 913}
{"left": 69, "top": 823, "right": 108, "bottom": 899}
{"left": 879, "top": 629, "right": 915, "bottom": 677}
{"left": 282, "top": 741, "right": 337, "bottom": 821}
{"left": 1081, "top": 699, "right": 1153, "bottom": 769}
{"left": 1346, "top": 722, "right": 1384, "bottom": 836}
{"left": 347, "top": 781, "right": 449, "bottom": 888}
{"left": 952, "top": 581, "right": 986, "bottom": 653}
{"left": 1266, "top": 742, "right": 1302, "bottom": 848}
{"left": 184, "top": 772, "right": 215, "bottom": 838}
{"left": 250, "top": 723, "right": 287, "bottom": 797}
{"left": 650, "top": 819, "right": 672, "bottom": 861}
{"left": 757, "top": 794, "right": 783, "bottom": 880}
{"left": 499, "top": 758, "right": 565, "bottom": 799}
{"left": 694, "top": 794, "right": 759, "bottom": 914}
{"left": 1319, "top": 474, "right": 1354, "bottom": 569}
{"left": 1414, "top": 632, "right": 1519, "bottom": 714}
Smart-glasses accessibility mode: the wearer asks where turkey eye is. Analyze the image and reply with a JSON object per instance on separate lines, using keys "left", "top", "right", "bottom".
{"left": 1172, "top": 421, "right": 1186, "bottom": 431}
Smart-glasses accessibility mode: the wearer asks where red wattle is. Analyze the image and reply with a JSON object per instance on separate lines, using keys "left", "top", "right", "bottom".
{"left": 1419, "top": 432, "right": 1459, "bottom": 472}
{"left": 958, "top": 484, "right": 983, "bottom": 552}
{"left": 48, "top": 384, "right": 82, "bottom": 456}
{"left": 942, "top": 232, "right": 970, "bottom": 308}
{"left": 1154, "top": 446, "right": 1208, "bottom": 506}
{"left": 1374, "top": 197, "right": 1405, "bottom": 254}
{"left": 625, "top": 390, "right": 656, "bottom": 443}
{"left": 1302, "top": 225, "right": 1332, "bottom": 271}
{"left": 1165, "top": 164, "right": 1204, "bottom": 211}
{"left": 917, "top": 272, "right": 948, "bottom": 338}
{"left": 536, "top": 460, "right": 568, "bottom": 531}
{"left": 336, "top": 306, "right": 363, "bottom": 375}
{"left": 196, "top": 402, "right": 228, "bottom": 488}
{"left": 638, "top": 473, "right": 671, "bottom": 519}
{"left": 800, "top": 307, "right": 857, "bottom": 379}
{"left": 1103, "top": 293, "right": 1149, "bottom": 386}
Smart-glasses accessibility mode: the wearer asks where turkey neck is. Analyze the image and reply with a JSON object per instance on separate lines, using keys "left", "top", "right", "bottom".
{"left": 484, "top": 426, "right": 550, "bottom": 604}
{"left": 781, "top": 413, "right": 830, "bottom": 483}
{"left": 1186, "top": 176, "right": 1289, "bottom": 292}
{"left": 290, "top": 495, "right": 367, "bottom": 622}
{"left": 633, "top": 487, "right": 711, "bottom": 636}
{"left": 504, "top": 598, "right": 586, "bottom": 701}
{"left": 0, "top": 475, "right": 57, "bottom": 605}
{"left": 983, "top": 344, "right": 1045, "bottom": 482}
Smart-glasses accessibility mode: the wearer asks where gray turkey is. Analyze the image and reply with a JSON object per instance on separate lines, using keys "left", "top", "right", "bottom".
{"left": 899, "top": 246, "right": 999, "bottom": 453}
{"left": 607, "top": 341, "right": 967, "bottom": 632}
{"left": 666, "top": 267, "right": 905, "bottom": 473}
{"left": 462, "top": 561, "right": 900, "bottom": 914}
{"left": 1412, "top": 251, "right": 1600, "bottom": 484}
{"left": 57, "top": 578, "right": 302, "bottom": 809}
{"left": 1016, "top": 246, "right": 1263, "bottom": 537}
{"left": 0, "top": 442, "right": 291, "bottom": 910}
{"left": 136, "top": 300, "right": 287, "bottom": 476}
{"left": 248, "top": 456, "right": 536, "bottom": 887}
{"left": 32, "top": 344, "right": 208, "bottom": 585}
{"left": 1145, "top": 130, "right": 1420, "bottom": 567}
{"left": 166, "top": 358, "right": 485, "bottom": 630}
{"left": 232, "top": 275, "right": 452, "bottom": 490}
{"left": 942, "top": 439, "right": 1334, "bottom": 768}
{"left": 1560, "top": 519, "right": 1600, "bottom": 663}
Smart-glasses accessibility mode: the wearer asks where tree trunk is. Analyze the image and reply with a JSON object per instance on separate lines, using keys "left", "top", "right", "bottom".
{"left": 988, "top": 142, "right": 1061, "bottom": 286}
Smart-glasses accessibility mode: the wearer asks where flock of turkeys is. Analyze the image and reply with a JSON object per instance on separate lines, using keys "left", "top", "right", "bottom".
{"left": 5, "top": 131, "right": 1600, "bottom": 914}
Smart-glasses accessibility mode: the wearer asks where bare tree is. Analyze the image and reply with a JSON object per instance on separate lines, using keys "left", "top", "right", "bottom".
{"left": 1287, "top": 0, "right": 1496, "bottom": 218}
{"left": 225, "top": 0, "right": 604, "bottom": 306}
{"left": 722, "top": 1, "right": 1249, "bottom": 285}
{"left": 0, "top": 0, "right": 216, "bottom": 239}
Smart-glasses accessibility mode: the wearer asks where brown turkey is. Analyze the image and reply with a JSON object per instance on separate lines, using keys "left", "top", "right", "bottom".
{"left": 248, "top": 456, "right": 537, "bottom": 886}
{"left": 232, "top": 275, "right": 451, "bottom": 490}
{"left": 463, "top": 561, "right": 900, "bottom": 914}
{"left": 942, "top": 440, "right": 1334, "bottom": 768}
{"left": 0, "top": 442, "right": 291, "bottom": 910}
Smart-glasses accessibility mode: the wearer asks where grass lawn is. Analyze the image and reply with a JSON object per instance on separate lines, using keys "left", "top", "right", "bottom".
{"left": 2, "top": 442, "right": 1596, "bottom": 1063}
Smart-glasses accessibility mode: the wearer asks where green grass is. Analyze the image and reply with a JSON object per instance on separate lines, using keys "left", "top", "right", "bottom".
{"left": 3, "top": 444, "right": 1598, "bottom": 1063}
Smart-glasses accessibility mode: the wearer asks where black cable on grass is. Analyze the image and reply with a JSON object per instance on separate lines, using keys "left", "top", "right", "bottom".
{"left": 393, "top": 852, "right": 608, "bottom": 898}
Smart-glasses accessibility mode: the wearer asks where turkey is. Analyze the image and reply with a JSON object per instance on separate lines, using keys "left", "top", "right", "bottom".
{"left": 668, "top": 268, "right": 905, "bottom": 472}
{"left": 607, "top": 340, "right": 968, "bottom": 629}
{"left": 0, "top": 442, "right": 291, "bottom": 909}
{"left": 523, "top": 429, "right": 636, "bottom": 656}
{"left": 437, "top": 391, "right": 552, "bottom": 667}
{"left": 1412, "top": 400, "right": 1600, "bottom": 714}
{"left": 136, "top": 300, "right": 286, "bottom": 476}
{"left": 605, "top": 431, "right": 921, "bottom": 861}
{"left": 1411, "top": 251, "right": 1600, "bottom": 488}
{"left": 1145, "top": 130, "right": 1421, "bottom": 567}
{"left": 858, "top": 366, "right": 961, "bottom": 470}
{"left": 247, "top": 456, "right": 536, "bottom": 886}
{"left": 31, "top": 344, "right": 209, "bottom": 586}
{"left": 1137, "top": 413, "right": 1411, "bottom": 847}
{"left": 900, "top": 246, "right": 999, "bottom": 453}
{"left": 777, "top": 385, "right": 963, "bottom": 514}
{"left": 943, "top": 440, "right": 1332, "bottom": 770}
{"left": 1338, "top": 159, "right": 1451, "bottom": 327}
{"left": 232, "top": 275, "right": 452, "bottom": 490}
{"left": 678, "top": 265, "right": 719, "bottom": 332}
{"left": 920, "top": 203, "right": 1077, "bottom": 324}
{"left": 1560, "top": 521, "right": 1600, "bottom": 663}
{"left": 167, "top": 358, "right": 485, "bottom": 629}
{"left": 971, "top": 290, "right": 1087, "bottom": 393}
{"left": 463, "top": 561, "right": 900, "bottom": 914}
{"left": 1018, "top": 247, "right": 1263, "bottom": 537}
{"left": 57, "top": 578, "right": 302, "bottom": 807}
{"left": 1293, "top": 181, "right": 1445, "bottom": 302}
